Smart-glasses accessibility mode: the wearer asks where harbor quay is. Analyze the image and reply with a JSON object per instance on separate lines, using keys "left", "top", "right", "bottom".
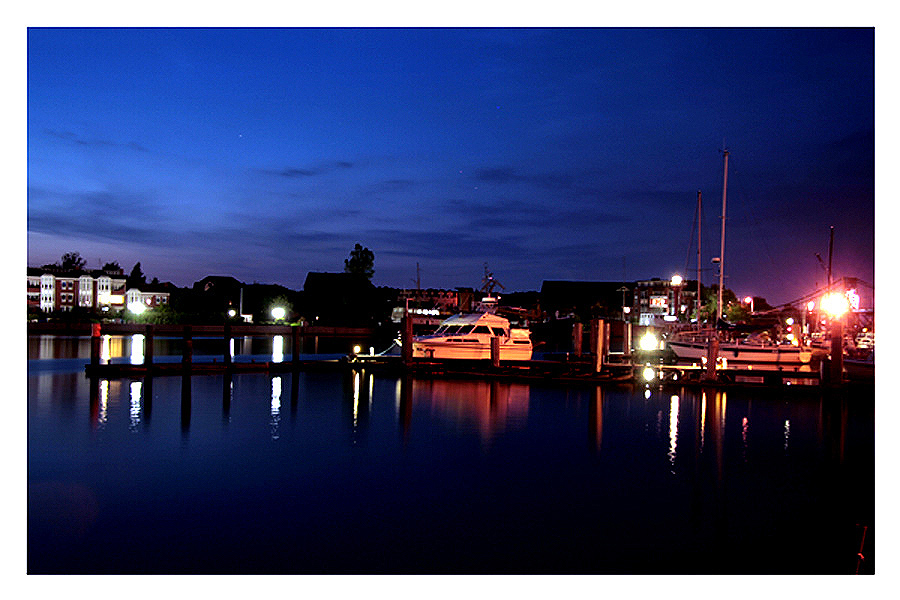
{"left": 54, "top": 317, "right": 870, "bottom": 389}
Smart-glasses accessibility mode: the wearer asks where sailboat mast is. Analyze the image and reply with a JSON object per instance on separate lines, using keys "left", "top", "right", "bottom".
{"left": 717, "top": 150, "right": 729, "bottom": 321}
{"left": 697, "top": 190, "right": 702, "bottom": 324}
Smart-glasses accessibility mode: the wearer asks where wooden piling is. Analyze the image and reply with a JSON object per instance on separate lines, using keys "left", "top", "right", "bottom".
{"left": 90, "top": 323, "right": 101, "bottom": 367}
{"left": 829, "top": 319, "right": 844, "bottom": 386}
{"left": 590, "top": 319, "right": 605, "bottom": 373}
{"left": 182, "top": 325, "right": 193, "bottom": 368}
{"left": 705, "top": 335, "right": 719, "bottom": 380}
{"left": 223, "top": 323, "right": 232, "bottom": 367}
{"left": 292, "top": 325, "right": 301, "bottom": 366}
{"left": 402, "top": 315, "right": 413, "bottom": 365}
{"left": 144, "top": 324, "right": 154, "bottom": 366}
{"left": 491, "top": 336, "right": 501, "bottom": 368}
{"left": 572, "top": 322, "right": 583, "bottom": 356}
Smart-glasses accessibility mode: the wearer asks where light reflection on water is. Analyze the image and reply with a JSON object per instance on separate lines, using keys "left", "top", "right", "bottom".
{"left": 668, "top": 394, "right": 679, "bottom": 473}
{"left": 27, "top": 354, "right": 874, "bottom": 574}
{"left": 130, "top": 334, "right": 144, "bottom": 365}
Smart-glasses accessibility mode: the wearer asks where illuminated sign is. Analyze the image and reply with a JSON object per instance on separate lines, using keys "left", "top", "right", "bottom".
{"left": 98, "top": 294, "right": 125, "bottom": 304}
{"left": 650, "top": 296, "right": 668, "bottom": 309}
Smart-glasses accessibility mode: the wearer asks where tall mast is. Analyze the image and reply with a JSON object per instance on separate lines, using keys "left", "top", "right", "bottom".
{"left": 717, "top": 149, "right": 729, "bottom": 321}
{"left": 696, "top": 190, "right": 702, "bottom": 324}
{"left": 827, "top": 226, "right": 834, "bottom": 289}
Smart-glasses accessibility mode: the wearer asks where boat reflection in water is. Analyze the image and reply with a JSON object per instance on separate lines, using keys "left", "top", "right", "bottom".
{"left": 410, "top": 378, "right": 530, "bottom": 443}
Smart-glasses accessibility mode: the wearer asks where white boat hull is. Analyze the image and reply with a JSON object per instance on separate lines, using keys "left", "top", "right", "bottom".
{"left": 412, "top": 339, "right": 533, "bottom": 361}
{"left": 667, "top": 339, "right": 814, "bottom": 367}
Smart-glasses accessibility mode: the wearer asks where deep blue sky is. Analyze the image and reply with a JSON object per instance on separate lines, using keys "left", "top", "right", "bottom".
{"left": 26, "top": 27, "right": 874, "bottom": 306}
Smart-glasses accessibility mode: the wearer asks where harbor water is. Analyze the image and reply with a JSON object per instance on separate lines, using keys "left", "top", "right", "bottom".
{"left": 27, "top": 335, "right": 874, "bottom": 574}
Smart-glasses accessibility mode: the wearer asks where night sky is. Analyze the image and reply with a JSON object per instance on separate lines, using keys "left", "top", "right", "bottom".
{"left": 26, "top": 27, "right": 875, "bottom": 307}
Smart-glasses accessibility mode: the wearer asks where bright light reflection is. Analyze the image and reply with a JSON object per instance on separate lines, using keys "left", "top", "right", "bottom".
{"left": 668, "top": 395, "right": 679, "bottom": 472}
{"left": 784, "top": 419, "right": 791, "bottom": 451}
{"left": 270, "top": 376, "right": 282, "bottom": 440}
{"left": 98, "top": 380, "right": 109, "bottom": 427}
{"left": 352, "top": 372, "right": 361, "bottom": 427}
{"left": 130, "top": 381, "right": 142, "bottom": 431}
{"left": 130, "top": 334, "right": 145, "bottom": 365}
{"left": 700, "top": 392, "right": 707, "bottom": 450}
{"left": 100, "top": 335, "right": 111, "bottom": 363}
{"left": 272, "top": 335, "right": 284, "bottom": 363}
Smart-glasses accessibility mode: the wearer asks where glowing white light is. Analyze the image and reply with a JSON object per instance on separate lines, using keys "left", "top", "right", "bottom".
{"left": 785, "top": 317, "right": 794, "bottom": 326}
{"left": 127, "top": 301, "right": 147, "bottom": 315}
{"left": 671, "top": 274, "right": 683, "bottom": 286}
{"left": 642, "top": 366, "right": 656, "bottom": 381}
{"left": 271, "top": 306, "right": 286, "bottom": 320}
{"left": 228, "top": 309, "right": 236, "bottom": 317}
{"left": 639, "top": 332, "right": 659, "bottom": 351}
{"left": 821, "top": 293, "right": 850, "bottom": 318}
{"left": 353, "top": 345, "right": 362, "bottom": 355}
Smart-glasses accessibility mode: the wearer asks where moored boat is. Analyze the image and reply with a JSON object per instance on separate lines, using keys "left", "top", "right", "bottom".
{"left": 412, "top": 312, "right": 533, "bottom": 360}
{"left": 667, "top": 330, "right": 823, "bottom": 369}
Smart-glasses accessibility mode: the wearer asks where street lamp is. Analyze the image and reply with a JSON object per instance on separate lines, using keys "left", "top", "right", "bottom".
{"left": 744, "top": 296, "right": 754, "bottom": 315}
{"left": 271, "top": 306, "right": 286, "bottom": 321}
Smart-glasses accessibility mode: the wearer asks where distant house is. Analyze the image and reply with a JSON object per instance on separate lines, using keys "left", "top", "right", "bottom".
{"left": 633, "top": 278, "right": 697, "bottom": 325}
{"left": 27, "top": 266, "right": 168, "bottom": 313}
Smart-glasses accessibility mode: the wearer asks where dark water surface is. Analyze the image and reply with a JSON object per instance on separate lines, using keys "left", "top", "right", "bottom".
{"left": 27, "top": 336, "right": 874, "bottom": 574}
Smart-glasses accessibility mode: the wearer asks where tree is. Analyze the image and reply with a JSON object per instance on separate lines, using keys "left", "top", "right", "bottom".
{"left": 60, "top": 252, "right": 86, "bottom": 271}
{"left": 127, "top": 262, "right": 147, "bottom": 288}
{"left": 344, "top": 243, "right": 375, "bottom": 280}
{"left": 102, "top": 261, "right": 122, "bottom": 272}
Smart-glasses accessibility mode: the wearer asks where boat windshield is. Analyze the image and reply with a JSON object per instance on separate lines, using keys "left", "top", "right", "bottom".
{"left": 439, "top": 325, "right": 474, "bottom": 336}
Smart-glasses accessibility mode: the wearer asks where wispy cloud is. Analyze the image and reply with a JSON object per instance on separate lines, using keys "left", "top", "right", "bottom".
{"left": 260, "top": 160, "right": 355, "bottom": 178}
{"left": 44, "top": 129, "right": 149, "bottom": 152}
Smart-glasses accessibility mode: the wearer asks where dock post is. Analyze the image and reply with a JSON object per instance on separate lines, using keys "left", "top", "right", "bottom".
{"left": 572, "top": 322, "right": 583, "bottom": 356}
{"left": 402, "top": 315, "right": 413, "bottom": 366}
{"left": 182, "top": 325, "right": 193, "bottom": 369}
{"left": 223, "top": 323, "right": 232, "bottom": 367}
{"left": 829, "top": 318, "right": 844, "bottom": 386}
{"left": 491, "top": 336, "right": 501, "bottom": 368}
{"left": 590, "top": 319, "right": 605, "bottom": 373}
{"left": 705, "top": 335, "right": 719, "bottom": 380}
{"left": 144, "top": 324, "right": 154, "bottom": 367}
{"left": 90, "top": 323, "right": 101, "bottom": 368}
{"left": 292, "top": 325, "right": 301, "bottom": 367}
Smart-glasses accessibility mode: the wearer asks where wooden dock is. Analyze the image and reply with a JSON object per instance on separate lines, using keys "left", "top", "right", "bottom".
{"left": 75, "top": 320, "right": 869, "bottom": 388}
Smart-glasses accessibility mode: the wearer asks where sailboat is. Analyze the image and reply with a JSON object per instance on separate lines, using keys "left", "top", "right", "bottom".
{"left": 666, "top": 150, "right": 824, "bottom": 371}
